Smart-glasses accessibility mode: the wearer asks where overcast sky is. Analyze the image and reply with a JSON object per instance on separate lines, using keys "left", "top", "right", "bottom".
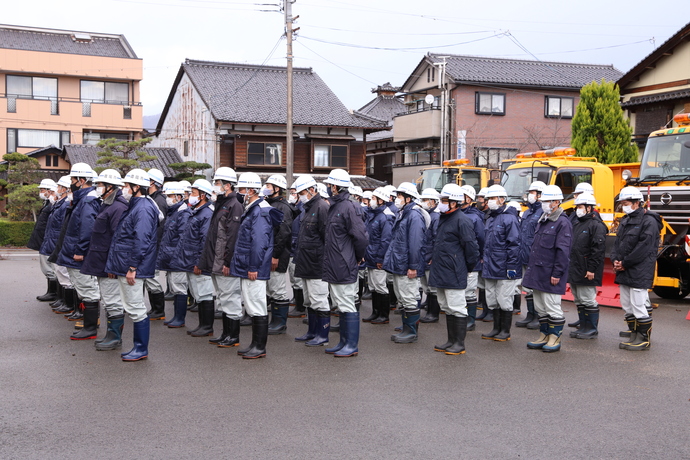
{"left": 4, "top": 0, "right": 686, "bottom": 120}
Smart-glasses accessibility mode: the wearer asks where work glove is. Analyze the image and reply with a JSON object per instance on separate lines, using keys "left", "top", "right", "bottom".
{"left": 507, "top": 270, "right": 517, "bottom": 280}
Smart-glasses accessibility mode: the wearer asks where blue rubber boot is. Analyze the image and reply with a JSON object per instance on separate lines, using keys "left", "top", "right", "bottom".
{"left": 306, "top": 310, "right": 330, "bottom": 347}
{"left": 166, "top": 294, "right": 187, "bottom": 328}
{"left": 527, "top": 316, "right": 550, "bottom": 349}
{"left": 394, "top": 309, "right": 420, "bottom": 344}
{"left": 121, "top": 318, "right": 150, "bottom": 361}
{"left": 325, "top": 312, "right": 347, "bottom": 354}
{"left": 295, "top": 308, "right": 317, "bottom": 342}
{"left": 268, "top": 300, "right": 289, "bottom": 335}
{"left": 95, "top": 315, "right": 124, "bottom": 351}
{"left": 542, "top": 318, "right": 565, "bottom": 353}
{"left": 334, "top": 312, "right": 359, "bottom": 357}
{"left": 569, "top": 306, "right": 586, "bottom": 337}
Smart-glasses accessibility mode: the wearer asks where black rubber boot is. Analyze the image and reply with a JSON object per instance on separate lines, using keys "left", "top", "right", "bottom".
{"left": 361, "top": 283, "right": 372, "bottom": 300}
{"left": 147, "top": 291, "right": 166, "bottom": 321}
{"left": 95, "top": 314, "right": 124, "bottom": 350}
{"left": 70, "top": 301, "right": 99, "bottom": 340}
{"left": 573, "top": 306, "right": 599, "bottom": 339}
{"left": 622, "top": 317, "right": 651, "bottom": 351}
{"left": 209, "top": 313, "right": 231, "bottom": 344}
{"left": 420, "top": 294, "right": 440, "bottom": 323}
{"left": 466, "top": 301, "right": 477, "bottom": 331}
{"left": 241, "top": 315, "right": 268, "bottom": 359}
{"left": 217, "top": 316, "right": 241, "bottom": 348}
{"left": 445, "top": 316, "right": 468, "bottom": 355}
{"left": 54, "top": 287, "right": 76, "bottom": 314}
{"left": 37, "top": 278, "right": 58, "bottom": 302}
{"left": 393, "top": 309, "right": 420, "bottom": 344}
{"left": 371, "top": 292, "right": 390, "bottom": 324}
{"left": 516, "top": 294, "right": 539, "bottom": 329}
{"left": 288, "top": 289, "right": 306, "bottom": 318}
{"left": 476, "top": 288, "right": 488, "bottom": 320}
{"left": 481, "top": 309, "right": 501, "bottom": 339}
{"left": 569, "top": 306, "right": 586, "bottom": 337}
{"left": 493, "top": 309, "right": 512, "bottom": 341}
{"left": 268, "top": 300, "right": 290, "bottom": 335}
{"left": 362, "top": 292, "right": 379, "bottom": 322}
{"left": 434, "top": 315, "right": 456, "bottom": 352}
{"left": 187, "top": 290, "right": 198, "bottom": 312}
{"left": 50, "top": 284, "right": 65, "bottom": 308}
{"left": 190, "top": 300, "right": 215, "bottom": 337}
{"left": 567, "top": 307, "right": 582, "bottom": 328}
{"left": 512, "top": 294, "right": 522, "bottom": 315}
{"left": 619, "top": 315, "right": 637, "bottom": 349}
{"left": 358, "top": 277, "right": 365, "bottom": 302}
{"left": 66, "top": 299, "right": 84, "bottom": 321}
{"left": 388, "top": 282, "right": 398, "bottom": 310}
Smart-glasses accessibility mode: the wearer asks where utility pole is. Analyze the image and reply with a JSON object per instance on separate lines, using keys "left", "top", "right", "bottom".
{"left": 284, "top": 0, "right": 298, "bottom": 188}
{"left": 435, "top": 57, "right": 448, "bottom": 164}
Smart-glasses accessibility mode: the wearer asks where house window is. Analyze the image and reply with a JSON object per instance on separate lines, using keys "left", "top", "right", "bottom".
{"left": 427, "top": 67, "right": 435, "bottom": 83}
{"left": 83, "top": 131, "right": 130, "bottom": 145}
{"left": 555, "top": 169, "right": 593, "bottom": 200}
{"left": 45, "top": 155, "right": 59, "bottom": 167}
{"left": 475, "top": 92, "right": 505, "bottom": 115}
{"left": 80, "top": 80, "right": 129, "bottom": 104}
{"left": 247, "top": 142, "right": 281, "bottom": 166}
{"left": 545, "top": 96, "right": 574, "bottom": 118}
{"left": 6, "top": 129, "right": 70, "bottom": 153}
{"left": 314, "top": 145, "right": 347, "bottom": 168}
{"left": 6, "top": 75, "right": 58, "bottom": 114}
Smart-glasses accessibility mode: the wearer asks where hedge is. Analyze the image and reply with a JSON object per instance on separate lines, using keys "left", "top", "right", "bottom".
{"left": 0, "top": 220, "right": 35, "bottom": 246}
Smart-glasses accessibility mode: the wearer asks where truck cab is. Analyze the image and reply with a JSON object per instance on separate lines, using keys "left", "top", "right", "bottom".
{"left": 416, "top": 159, "right": 492, "bottom": 195}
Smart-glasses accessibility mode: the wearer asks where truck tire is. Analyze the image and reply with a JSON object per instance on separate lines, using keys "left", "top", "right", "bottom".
{"left": 652, "top": 286, "right": 690, "bottom": 300}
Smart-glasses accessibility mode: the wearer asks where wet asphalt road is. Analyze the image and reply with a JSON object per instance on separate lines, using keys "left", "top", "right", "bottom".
{"left": 1, "top": 258, "right": 690, "bottom": 459}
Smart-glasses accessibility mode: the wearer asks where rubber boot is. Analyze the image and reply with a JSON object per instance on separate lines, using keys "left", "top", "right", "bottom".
{"left": 190, "top": 300, "right": 215, "bottom": 337}
{"left": 466, "top": 301, "right": 477, "bottom": 331}
{"left": 147, "top": 291, "right": 166, "bottom": 321}
{"left": 512, "top": 293, "right": 522, "bottom": 315}
{"left": 288, "top": 289, "right": 306, "bottom": 318}
{"left": 268, "top": 300, "right": 289, "bottom": 335}
{"left": 567, "top": 309, "right": 581, "bottom": 328}
{"left": 445, "top": 316, "right": 468, "bottom": 355}
{"left": 434, "top": 315, "right": 456, "bottom": 352}
{"left": 393, "top": 309, "right": 420, "bottom": 344}
{"left": 241, "top": 315, "right": 268, "bottom": 359}
{"left": 187, "top": 291, "right": 198, "bottom": 312}
{"left": 476, "top": 288, "right": 491, "bottom": 321}
{"left": 237, "top": 316, "right": 258, "bottom": 355}
{"left": 217, "top": 318, "right": 240, "bottom": 348}
{"left": 66, "top": 299, "right": 84, "bottom": 321}
{"left": 325, "top": 312, "right": 347, "bottom": 354}
{"left": 388, "top": 282, "right": 398, "bottom": 310}
{"left": 619, "top": 315, "right": 637, "bottom": 349}
{"left": 240, "top": 312, "right": 252, "bottom": 326}
{"left": 334, "top": 312, "right": 359, "bottom": 357}
{"left": 209, "top": 313, "right": 231, "bottom": 344}
{"left": 622, "top": 317, "right": 651, "bottom": 351}
{"left": 70, "top": 301, "right": 99, "bottom": 340}
{"left": 305, "top": 310, "right": 330, "bottom": 347}
{"left": 371, "top": 292, "right": 390, "bottom": 324}
{"left": 542, "top": 317, "right": 565, "bottom": 353}
{"left": 166, "top": 294, "right": 188, "bottom": 328}
{"left": 361, "top": 283, "right": 372, "bottom": 300}
{"left": 569, "top": 306, "right": 586, "bottom": 337}
{"left": 362, "top": 292, "right": 379, "bottom": 322}
{"left": 493, "top": 309, "right": 512, "bottom": 341}
{"left": 37, "top": 278, "right": 58, "bottom": 302}
{"left": 481, "top": 307, "right": 494, "bottom": 322}
{"left": 295, "top": 308, "right": 318, "bottom": 342}
{"left": 121, "top": 318, "right": 150, "bottom": 361}
{"left": 527, "top": 316, "right": 550, "bottom": 349}
{"left": 54, "top": 288, "right": 76, "bottom": 314}
{"left": 357, "top": 277, "right": 365, "bottom": 302}
{"left": 516, "top": 293, "right": 536, "bottom": 327}
{"left": 420, "top": 293, "right": 440, "bottom": 323}
{"left": 50, "top": 284, "right": 65, "bottom": 308}
{"left": 481, "top": 309, "right": 501, "bottom": 339}
{"left": 95, "top": 314, "right": 124, "bottom": 350}
{"left": 573, "top": 307, "right": 599, "bottom": 339}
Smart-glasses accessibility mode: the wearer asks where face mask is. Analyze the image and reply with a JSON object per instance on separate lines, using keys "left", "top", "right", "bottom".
{"left": 121, "top": 187, "right": 132, "bottom": 201}
{"left": 262, "top": 187, "right": 273, "bottom": 197}
{"left": 299, "top": 193, "right": 309, "bottom": 204}
{"left": 213, "top": 185, "right": 223, "bottom": 195}
{"left": 166, "top": 196, "right": 175, "bottom": 207}
{"left": 49, "top": 195, "right": 57, "bottom": 204}
{"left": 70, "top": 183, "right": 80, "bottom": 193}
{"left": 95, "top": 186, "right": 105, "bottom": 197}
{"left": 360, "top": 202, "right": 367, "bottom": 207}
{"left": 188, "top": 195, "right": 200, "bottom": 206}
{"left": 394, "top": 198, "right": 404, "bottom": 208}
{"left": 288, "top": 195, "right": 297, "bottom": 204}
{"left": 622, "top": 205, "right": 633, "bottom": 214}
{"left": 487, "top": 200, "right": 500, "bottom": 211}
{"left": 527, "top": 194, "right": 537, "bottom": 204}
{"left": 370, "top": 200, "right": 379, "bottom": 210}
{"left": 576, "top": 208, "right": 587, "bottom": 218}
{"left": 437, "top": 202, "right": 450, "bottom": 213}
{"left": 327, "top": 187, "right": 334, "bottom": 197}
{"left": 541, "top": 202, "right": 552, "bottom": 214}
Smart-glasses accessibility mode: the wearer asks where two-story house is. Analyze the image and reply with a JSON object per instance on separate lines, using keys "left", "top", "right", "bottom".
{"left": 0, "top": 24, "right": 143, "bottom": 156}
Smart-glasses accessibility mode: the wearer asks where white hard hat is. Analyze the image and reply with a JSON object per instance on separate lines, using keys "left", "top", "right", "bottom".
{"left": 95, "top": 169, "right": 123, "bottom": 187}
{"left": 574, "top": 182, "right": 594, "bottom": 195}
{"left": 147, "top": 168, "right": 164, "bottom": 186}
{"left": 485, "top": 184, "right": 508, "bottom": 198}
{"left": 213, "top": 167, "right": 237, "bottom": 184}
{"left": 266, "top": 174, "right": 287, "bottom": 190}
{"left": 237, "top": 172, "right": 262, "bottom": 190}
{"left": 317, "top": 183, "right": 329, "bottom": 198}
{"left": 477, "top": 187, "right": 490, "bottom": 198}
{"left": 460, "top": 184, "right": 476, "bottom": 201}
{"left": 362, "top": 191, "right": 373, "bottom": 200}
{"left": 574, "top": 192, "right": 597, "bottom": 206}
{"left": 528, "top": 181, "right": 546, "bottom": 193}
{"left": 541, "top": 184, "right": 564, "bottom": 201}
{"left": 192, "top": 179, "right": 213, "bottom": 195}
{"left": 123, "top": 169, "right": 150, "bottom": 187}
{"left": 419, "top": 188, "right": 440, "bottom": 200}
{"left": 395, "top": 182, "right": 420, "bottom": 199}
{"left": 292, "top": 174, "right": 317, "bottom": 194}
{"left": 507, "top": 201, "right": 523, "bottom": 211}
{"left": 69, "top": 162, "right": 93, "bottom": 178}
{"left": 323, "top": 169, "right": 351, "bottom": 188}
{"left": 384, "top": 185, "right": 397, "bottom": 197}
{"left": 348, "top": 185, "right": 363, "bottom": 197}
{"left": 164, "top": 182, "right": 183, "bottom": 195}
{"left": 372, "top": 187, "right": 390, "bottom": 203}
{"left": 618, "top": 186, "right": 643, "bottom": 201}
{"left": 39, "top": 179, "right": 57, "bottom": 192}
{"left": 440, "top": 183, "right": 465, "bottom": 201}
{"left": 178, "top": 180, "right": 192, "bottom": 193}
{"left": 56, "top": 176, "right": 71, "bottom": 189}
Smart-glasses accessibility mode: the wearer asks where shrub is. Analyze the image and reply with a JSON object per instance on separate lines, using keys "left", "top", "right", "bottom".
{"left": 0, "top": 219, "right": 35, "bottom": 246}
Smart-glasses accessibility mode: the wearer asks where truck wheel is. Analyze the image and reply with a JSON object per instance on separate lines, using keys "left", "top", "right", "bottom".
{"left": 652, "top": 286, "right": 690, "bottom": 300}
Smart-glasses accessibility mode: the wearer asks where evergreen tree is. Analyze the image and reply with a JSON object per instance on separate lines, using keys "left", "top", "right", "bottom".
{"left": 571, "top": 79, "right": 638, "bottom": 164}
{"left": 2, "top": 152, "right": 44, "bottom": 221}
{"left": 95, "top": 137, "right": 155, "bottom": 176}
{"left": 169, "top": 161, "right": 212, "bottom": 182}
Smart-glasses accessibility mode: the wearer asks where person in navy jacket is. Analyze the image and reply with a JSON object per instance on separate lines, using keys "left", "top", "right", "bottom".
{"left": 418, "top": 188, "right": 441, "bottom": 324}
{"left": 104, "top": 169, "right": 159, "bottom": 362}
{"left": 231, "top": 173, "right": 282, "bottom": 359}
{"left": 40, "top": 176, "right": 72, "bottom": 312}
{"left": 30, "top": 179, "right": 57, "bottom": 302}
{"left": 523, "top": 185, "right": 573, "bottom": 353}
{"left": 458, "top": 185, "right": 485, "bottom": 331}
{"left": 287, "top": 187, "right": 306, "bottom": 319}
{"left": 383, "top": 182, "right": 429, "bottom": 345}
{"left": 78, "top": 170, "right": 128, "bottom": 347}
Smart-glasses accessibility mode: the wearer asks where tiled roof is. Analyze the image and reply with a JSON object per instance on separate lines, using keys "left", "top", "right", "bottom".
{"left": 0, "top": 24, "right": 137, "bottom": 58}
{"left": 424, "top": 53, "right": 622, "bottom": 89}
{"left": 621, "top": 89, "right": 690, "bottom": 108}
{"left": 181, "top": 59, "right": 386, "bottom": 129}
{"left": 62, "top": 144, "right": 182, "bottom": 178}
{"left": 356, "top": 96, "right": 406, "bottom": 124}
{"left": 372, "top": 82, "right": 401, "bottom": 93}
{"left": 253, "top": 173, "right": 386, "bottom": 191}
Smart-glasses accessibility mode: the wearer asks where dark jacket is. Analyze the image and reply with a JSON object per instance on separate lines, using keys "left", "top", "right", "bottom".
{"left": 461, "top": 205, "right": 486, "bottom": 271}
{"left": 423, "top": 207, "right": 440, "bottom": 265}
{"left": 198, "top": 191, "right": 243, "bottom": 275}
{"left": 40, "top": 197, "right": 68, "bottom": 257}
{"left": 266, "top": 195, "right": 297, "bottom": 273}
{"left": 150, "top": 189, "right": 168, "bottom": 244}
{"left": 230, "top": 197, "right": 282, "bottom": 280}
{"left": 169, "top": 201, "right": 214, "bottom": 273}
{"left": 568, "top": 211, "right": 608, "bottom": 286}
{"left": 611, "top": 208, "right": 661, "bottom": 289}
{"left": 290, "top": 201, "right": 303, "bottom": 257}
{"left": 104, "top": 195, "right": 159, "bottom": 278}
{"left": 80, "top": 190, "right": 129, "bottom": 277}
{"left": 519, "top": 201, "right": 543, "bottom": 266}
{"left": 156, "top": 201, "right": 190, "bottom": 271}
{"left": 294, "top": 194, "right": 329, "bottom": 280}
{"left": 382, "top": 202, "right": 427, "bottom": 277}
{"left": 522, "top": 207, "right": 573, "bottom": 294}
{"left": 481, "top": 205, "right": 521, "bottom": 280}
{"left": 56, "top": 187, "right": 100, "bottom": 269}
{"left": 322, "top": 192, "right": 369, "bottom": 284}
{"left": 48, "top": 200, "right": 73, "bottom": 264}
{"left": 27, "top": 200, "right": 53, "bottom": 251}
{"left": 364, "top": 204, "right": 394, "bottom": 268}
{"left": 429, "top": 208, "right": 480, "bottom": 289}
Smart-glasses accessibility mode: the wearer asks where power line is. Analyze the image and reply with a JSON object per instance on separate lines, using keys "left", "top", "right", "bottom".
{"left": 299, "top": 32, "right": 506, "bottom": 51}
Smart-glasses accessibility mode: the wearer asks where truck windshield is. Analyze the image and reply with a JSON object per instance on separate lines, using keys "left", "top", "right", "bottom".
{"left": 420, "top": 168, "right": 458, "bottom": 192}
{"left": 640, "top": 133, "right": 690, "bottom": 180}
{"left": 501, "top": 166, "right": 552, "bottom": 201}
